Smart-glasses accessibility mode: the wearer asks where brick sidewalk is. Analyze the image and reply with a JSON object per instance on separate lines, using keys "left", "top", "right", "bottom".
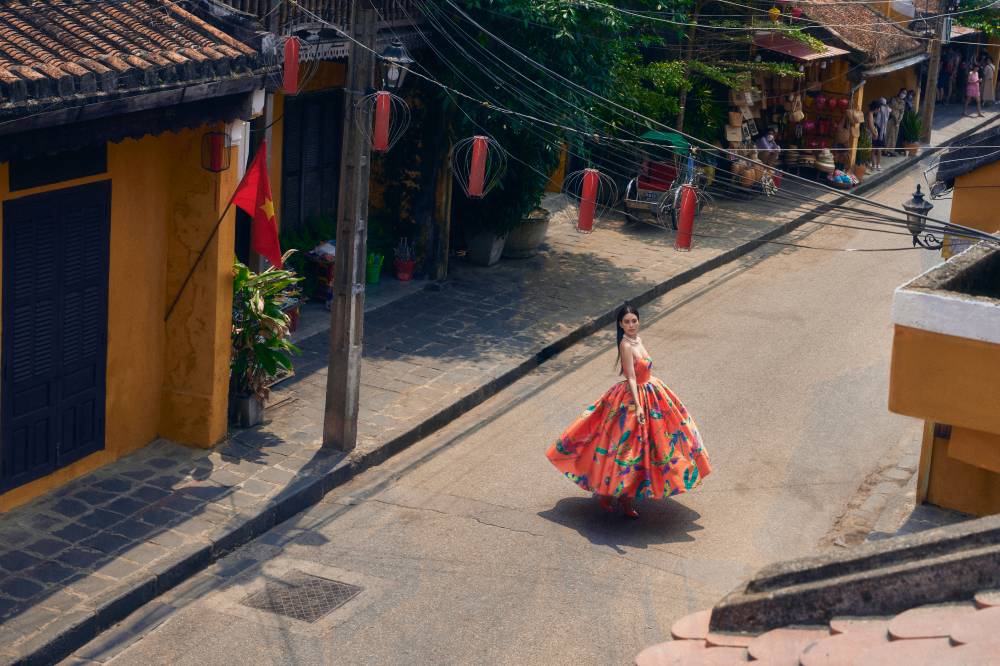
{"left": 0, "top": 107, "right": 995, "bottom": 665}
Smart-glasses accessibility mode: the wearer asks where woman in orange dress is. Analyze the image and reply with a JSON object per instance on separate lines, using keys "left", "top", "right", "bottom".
{"left": 546, "top": 304, "right": 711, "bottom": 517}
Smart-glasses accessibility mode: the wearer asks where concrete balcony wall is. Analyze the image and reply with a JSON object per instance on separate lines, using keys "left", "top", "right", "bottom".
{"left": 889, "top": 242, "right": 1000, "bottom": 516}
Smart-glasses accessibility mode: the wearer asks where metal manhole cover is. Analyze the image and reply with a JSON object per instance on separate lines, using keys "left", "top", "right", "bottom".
{"left": 240, "top": 570, "right": 362, "bottom": 623}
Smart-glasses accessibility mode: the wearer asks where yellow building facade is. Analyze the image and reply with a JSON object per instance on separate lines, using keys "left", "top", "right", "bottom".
{"left": 0, "top": 128, "right": 240, "bottom": 511}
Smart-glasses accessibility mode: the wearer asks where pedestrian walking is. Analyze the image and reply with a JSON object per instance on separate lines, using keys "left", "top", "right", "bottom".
{"left": 545, "top": 304, "right": 711, "bottom": 518}
{"left": 965, "top": 66, "right": 984, "bottom": 117}
{"left": 982, "top": 57, "right": 996, "bottom": 107}
{"left": 866, "top": 99, "right": 890, "bottom": 170}
{"left": 885, "top": 90, "right": 906, "bottom": 156}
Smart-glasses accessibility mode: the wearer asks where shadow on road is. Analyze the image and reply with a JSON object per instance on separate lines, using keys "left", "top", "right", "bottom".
{"left": 538, "top": 496, "right": 704, "bottom": 554}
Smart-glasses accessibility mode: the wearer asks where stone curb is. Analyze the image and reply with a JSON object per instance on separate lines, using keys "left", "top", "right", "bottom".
{"left": 10, "top": 116, "right": 997, "bottom": 666}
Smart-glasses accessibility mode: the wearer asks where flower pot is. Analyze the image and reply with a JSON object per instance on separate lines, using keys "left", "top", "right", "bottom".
{"left": 282, "top": 303, "right": 300, "bottom": 333}
{"left": 366, "top": 263, "right": 382, "bottom": 285}
{"left": 502, "top": 208, "right": 551, "bottom": 258}
{"left": 465, "top": 230, "right": 507, "bottom": 267}
{"left": 394, "top": 259, "right": 416, "bottom": 281}
{"left": 233, "top": 394, "right": 264, "bottom": 428}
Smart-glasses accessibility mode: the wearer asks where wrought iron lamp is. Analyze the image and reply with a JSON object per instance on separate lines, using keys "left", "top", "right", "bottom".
{"left": 379, "top": 39, "right": 414, "bottom": 91}
{"left": 902, "top": 184, "right": 942, "bottom": 250}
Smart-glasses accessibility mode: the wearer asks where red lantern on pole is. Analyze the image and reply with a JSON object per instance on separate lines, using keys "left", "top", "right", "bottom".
{"left": 577, "top": 169, "right": 599, "bottom": 232}
{"left": 200, "top": 131, "right": 231, "bottom": 172}
{"left": 674, "top": 184, "right": 697, "bottom": 251}
{"left": 561, "top": 168, "right": 618, "bottom": 234}
{"left": 283, "top": 37, "right": 300, "bottom": 95}
{"left": 373, "top": 91, "right": 391, "bottom": 152}
{"left": 467, "top": 137, "right": 489, "bottom": 197}
{"left": 355, "top": 91, "right": 411, "bottom": 153}
{"left": 451, "top": 136, "right": 507, "bottom": 198}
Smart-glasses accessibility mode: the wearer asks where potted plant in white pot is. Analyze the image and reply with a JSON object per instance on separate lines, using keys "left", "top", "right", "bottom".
{"left": 502, "top": 206, "right": 552, "bottom": 258}
{"left": 230, "top": 252, "right": 301, "bottom": 428}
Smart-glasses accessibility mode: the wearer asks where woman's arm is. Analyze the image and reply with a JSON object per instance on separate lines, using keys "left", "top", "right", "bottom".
{"left": 620, "top": 342, "right": 645, "bottom": 422}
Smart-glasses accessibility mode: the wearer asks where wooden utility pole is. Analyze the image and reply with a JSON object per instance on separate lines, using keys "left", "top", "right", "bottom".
{"left": 921, "top": 19, "right": 945, "bottom": 143}
{"left": 323, "top": 0, "right": 377, "bottom": 451}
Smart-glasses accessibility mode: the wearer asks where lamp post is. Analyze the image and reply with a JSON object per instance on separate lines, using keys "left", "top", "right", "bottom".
{"left": 902, "top": 184, "right": 943, "bottom": 250}
{"left": 379, "top": 39, "right": 414, "bottom": 91}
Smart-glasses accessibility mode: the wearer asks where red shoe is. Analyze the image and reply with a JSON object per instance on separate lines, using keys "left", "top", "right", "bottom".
{"left": 599, "top": 496, "right": 616, "bottom": 514}
{"left": 619, "top": 497, "right": 639, "bottom": 518}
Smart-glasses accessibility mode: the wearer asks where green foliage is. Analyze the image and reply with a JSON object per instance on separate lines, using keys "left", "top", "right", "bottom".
{"left": 900, "top": 110, "right": 923, "bottom": 143}
{"left": 230, "top": 253, "right": 302, "bottom": 402}
{"left": 278, "top": 215, "right": 334, "bottom": 298}
{"left": 958, "top": 2, "right": 1000, "bottom": 38}
{"left": 856, "top": 129, "right": 872, "bottom": 165}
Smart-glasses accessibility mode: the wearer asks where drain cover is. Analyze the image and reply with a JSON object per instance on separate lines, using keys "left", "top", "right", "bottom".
{"left": 240, "top": 570, "right": 362, "bottom": 623}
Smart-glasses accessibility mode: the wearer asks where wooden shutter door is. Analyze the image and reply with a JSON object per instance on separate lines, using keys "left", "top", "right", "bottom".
{"left": 2, "top": 181, "right": 110, "bottom": 490}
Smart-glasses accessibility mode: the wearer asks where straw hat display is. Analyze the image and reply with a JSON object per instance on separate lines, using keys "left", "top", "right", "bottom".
{"left": 815, "top": 148, "right": 836, "bottom": 173}
{"left": 798, "top": 153, "right": 816, "bottom": 168}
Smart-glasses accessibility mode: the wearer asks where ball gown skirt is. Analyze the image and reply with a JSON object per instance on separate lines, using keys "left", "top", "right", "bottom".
{"left": 546, "top": 355, "right": 711, "bottom": 499}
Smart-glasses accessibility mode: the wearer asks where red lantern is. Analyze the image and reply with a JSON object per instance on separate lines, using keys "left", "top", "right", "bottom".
{"left": 577, "top": 169, "right": 599, "bottom": 232}
{"left": 561, "top": 169, "right": 618, "bottom": 234}
{"left": 452, "top": 135, "right": 507, "bottom": 198}
{"left": 839, "top": 98, "right": 849, "bottom": 110}
{"left": 816, "top": 95, "right": 827, "bottom": 109}
{"left": 791, "top": 6, "right": 802, "bottom": 17}
{"left": 356, "top": 91, "right": 411, "bottom": 153}
{"left": 674, "top": 184, "right": 697, "bottom": 251}
{"left": 283, "top": 37, "right": 300, "bottom": 95}
{"left": 373, "top": 91, "right": 391, "bottom": 152}
{"left": 200, "top": 131, "right": 231, "bottom": 172}
{"left": 818, "top": 119, "right": 830, "bottom": 135}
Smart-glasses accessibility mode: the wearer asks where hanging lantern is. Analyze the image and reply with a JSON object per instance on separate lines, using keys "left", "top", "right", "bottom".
{"left": 561, "top": 168, "right": 618, "bottom": 234}
{"left": 791, "top": 5, "right": 803, "bottom": 18}
{"left": 200, "top": 131, "right": 231, "bottom": 172}
{"left": 768, "top": 6, "right": 781, "bottom": 22}
{"left": 674, "top": 184, "right": 697, "bottom": 251}
{"left": 451, "top": 136, "right": 507, "bottom": 198}
{"left": 283, "top": 37, "right": 300, "bottom": 95}
{"left": 355, "top": 91, "right": 411, "bottom": 153}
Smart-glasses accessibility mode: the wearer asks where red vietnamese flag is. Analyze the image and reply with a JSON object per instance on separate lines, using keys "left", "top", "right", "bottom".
{"left": 233, "top": 141, "right": 283, "bottom": 268}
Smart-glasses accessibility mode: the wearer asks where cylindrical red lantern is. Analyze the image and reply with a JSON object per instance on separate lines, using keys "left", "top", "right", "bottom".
{"left": 577, "top": 169, "right": 600, "bottom": 233}
{"left": 674, "top": 184, "right": 696, "bottom": 251}
{"left": 467, "top": 136, "right": 488, "bottom": 198}
{"left": 283, "top": 37, "right": 300, "bottom": 95}
{"left": 791, "top": 6, "right": 802, "bottom": 17}
{"left": 201, "top": 131, "right": 231, "bottom": 172}
{"left": 373, "top": 91, "right": 391, "bottom": 152}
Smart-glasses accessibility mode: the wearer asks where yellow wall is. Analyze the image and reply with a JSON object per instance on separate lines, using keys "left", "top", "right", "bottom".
{"left": 951, "top": 160, "right": 1000, "bottom": 234}
{"left": 920, "top": 426, "right": 1000, "bottom": 516}
{"left": 863, "top": 68, "right": 919, "bottom": 108}
{"left": 0, "top": 127, "right": 237, "bottom": 511}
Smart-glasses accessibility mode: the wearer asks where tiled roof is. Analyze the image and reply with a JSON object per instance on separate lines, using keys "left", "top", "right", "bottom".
{"left": 936, "top": 126, "right": 1000, "bottom": 184}
{"left": 0, "top": 0, "right": 270, "bottom": 114}
{"left": 637, "top": 593, "right": 1000, "bottom": 665}
{"left": 801, "top": 0, "right": 925, "bottom": 66}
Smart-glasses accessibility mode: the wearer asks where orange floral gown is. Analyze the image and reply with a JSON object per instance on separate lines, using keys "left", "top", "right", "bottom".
{"left": 546, "top": 353, "right": 711, "bottom": 499}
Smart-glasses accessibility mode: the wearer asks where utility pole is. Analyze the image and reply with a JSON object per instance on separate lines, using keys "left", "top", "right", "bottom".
{"left": 323, "top": 0, "right": 377, "bottom": 451}
{"left": 921, "top": 11, "right": 950, "bottom": 143}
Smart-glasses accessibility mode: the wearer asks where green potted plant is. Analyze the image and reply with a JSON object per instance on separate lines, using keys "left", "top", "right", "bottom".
{"left": 900, "top": 110, "right": 923, "bottom": 155}
{"left": 502, "top": 206, "right": 552, "bottom": 258}
{"left": 230, "top": 251, "right": 302, "bottom": 428}
{"left": 854, "top": 130, "right": 872, "bottom": 179}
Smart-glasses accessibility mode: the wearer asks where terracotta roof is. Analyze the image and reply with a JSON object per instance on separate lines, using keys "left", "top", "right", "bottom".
{"left": 0, "top": 0, "right": 270, "bottom": 114}
{"left": 801, "top": 0, "right": 925, "bottom": 66}
{"left": 637, "top": 594, "right": 1000, "bottom": 665}
{"left": 936, "top": 125, "right": 1000, "bottom": 185}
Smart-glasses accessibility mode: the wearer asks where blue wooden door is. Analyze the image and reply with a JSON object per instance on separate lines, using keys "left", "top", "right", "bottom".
{"left": 2, "top": 181, "right": 110, "bottom": 491}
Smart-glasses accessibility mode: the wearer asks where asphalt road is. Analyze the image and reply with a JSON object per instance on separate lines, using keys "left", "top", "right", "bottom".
{"left": 69, "top": 172, "right": 934, "bottom": 666}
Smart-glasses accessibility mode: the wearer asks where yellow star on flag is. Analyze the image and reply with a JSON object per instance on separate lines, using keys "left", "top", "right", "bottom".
{"left": 259, "top": 197, "right": 276, "bottom": 221}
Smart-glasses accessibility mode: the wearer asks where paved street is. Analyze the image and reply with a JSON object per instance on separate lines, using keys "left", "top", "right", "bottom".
{"left": 65, "top": 169, "right": 933, "bottom": 665}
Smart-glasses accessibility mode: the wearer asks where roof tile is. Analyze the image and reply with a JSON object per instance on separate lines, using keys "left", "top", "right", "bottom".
{"left": 799, "top": 629, "right": 890, "bottom": 666}
{"left": 852, "top": 637, "right": 952, "bottom": 665}
{"left": 801, "top": 0, "right": 924, "bottom": 66}
{"left": 974, "top": 589, "right": 1000, "bottom": 609}
{"left": 887, "top": 603, "right": 977, "bottom": 640}
{"left": 635, "top": 639, "right": 706, "bottom": 666}
{"left": 0, "top": 0, "right": 266, "bottom": 113}
{"left": 670, "top": 610, "right": 712, "bottom": 641}
{"left": 949, "top": 607, "right": 1000, "bottom": 645}
{"left": 746, "top": 627, "right": 830, "bottom": 664}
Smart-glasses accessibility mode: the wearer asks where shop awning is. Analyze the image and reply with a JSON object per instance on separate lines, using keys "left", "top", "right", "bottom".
{"left": 951, "top": 25, "right": 982, "bottom": 40}
{"left": 753, "top": 32, "right": 850, "bottom": 61}
{"left": 863, "top": 53, "right": 928, "bottom": 78}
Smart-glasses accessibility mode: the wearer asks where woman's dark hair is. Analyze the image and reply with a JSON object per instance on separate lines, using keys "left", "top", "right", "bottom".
{"left": 614, "top": 303, "right": 640, "bottom": 371}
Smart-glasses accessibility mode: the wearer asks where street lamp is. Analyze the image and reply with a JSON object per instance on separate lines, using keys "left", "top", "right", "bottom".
{"left": 379, "top": 39, "right": 414, "bottom": 91}
{"left": 902, "top": 184, "right": 943, "bottom": 249}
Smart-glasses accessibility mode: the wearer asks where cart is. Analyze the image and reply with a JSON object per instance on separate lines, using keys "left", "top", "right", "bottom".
{"left": 623, "top": 131, "right": 713, "bottom": 230}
